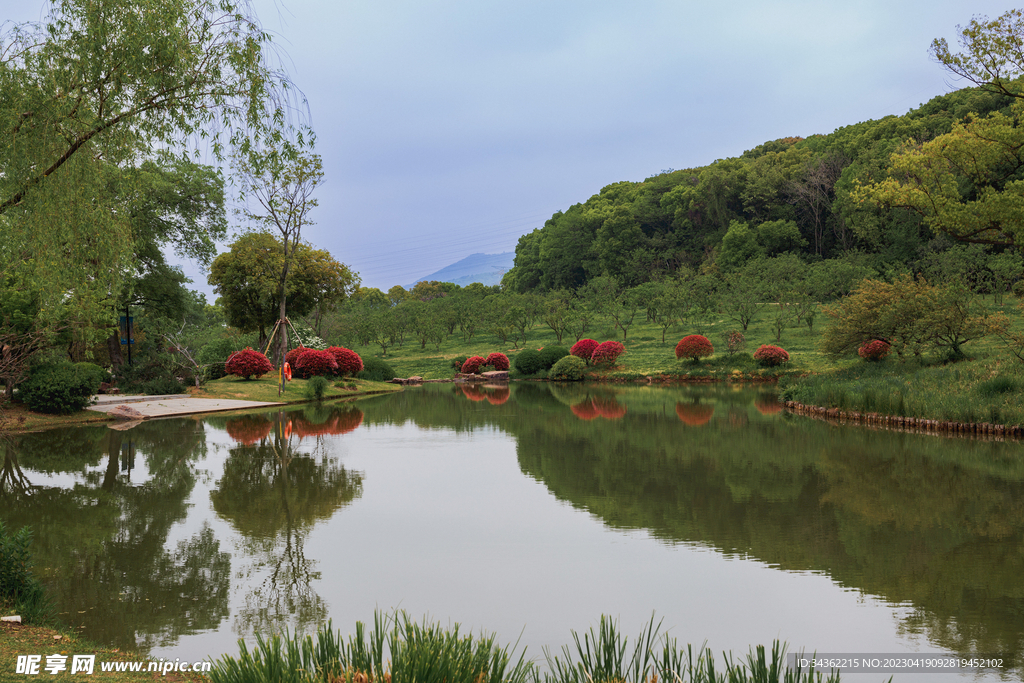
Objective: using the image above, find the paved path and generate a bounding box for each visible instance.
[87,394,284,418]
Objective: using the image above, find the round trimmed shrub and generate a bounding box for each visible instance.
[358,357,396,382]
[570,339,600,364]
[591,340,625,367]
[753,344,790,367]
[538,346,569,369]
[294,348,338,377]
[327,346,364,376]
[18,362,101,414]
[484,352,510,371]
[858,339,890,362]
[225,348,274,380]
[461,355,487,374]
[285,345,307,368]
[676,335,714,361]
[513,349,545,375]
[549,355,587,381]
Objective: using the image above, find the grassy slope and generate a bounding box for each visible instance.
[350,297,1024,426]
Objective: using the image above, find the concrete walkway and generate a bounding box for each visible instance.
[87,393,284,419]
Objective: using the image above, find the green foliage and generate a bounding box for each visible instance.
[209,611,534,683]
[358,357,396,382]
[305,376,330,401]
[18,362,100,414]
[0,0,307,328]
[0,522,50,624]
[208,232,358,348]
[549,355,587,381]
[513,350,545,376]
[821,276,990,359]
[539,345,570,369]
[977,376,1017,397]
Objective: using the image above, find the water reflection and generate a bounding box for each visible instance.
[361,384,1024,668]
[1,422,230,650]
[210,407,364,635]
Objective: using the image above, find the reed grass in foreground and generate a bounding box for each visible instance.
[208,611,864,683]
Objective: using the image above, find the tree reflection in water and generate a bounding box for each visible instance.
[212,406,363,636]
[1,421,230,651]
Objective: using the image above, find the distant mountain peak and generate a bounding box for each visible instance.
[407,252,514,288]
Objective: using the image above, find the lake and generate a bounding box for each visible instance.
[2,383,1022,681]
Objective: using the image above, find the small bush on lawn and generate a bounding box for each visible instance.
[327,346,363,376]
[225,348,274,380]
[305,376,330,400]
[591,341,626,367]
[513,349,545,375]
[570,339,600,364]
[676,335,714,362]
[724,331,745,356]
[538,346,569,369]
[18,362,101,414]
[461,356,486,374]
[484,352,510,371]
[295,348,338,377]
[358,357,396,382]
[549,355,587,381]
[754,344,790,367]
[450,356,470,372]
[858,339,890,362]
[140,377,188,395]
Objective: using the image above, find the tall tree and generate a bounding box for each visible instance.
[208,233,357,350]
[234,151,324,390]
[0,0,307,326]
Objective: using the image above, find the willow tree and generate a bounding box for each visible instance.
[0,0,308,329]
[234,151,324,391]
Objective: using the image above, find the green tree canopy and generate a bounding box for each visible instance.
[208,233,358,349]
[0,0,307,327]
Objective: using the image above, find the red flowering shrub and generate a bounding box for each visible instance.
[675,335,714,361]
[225,347,274,380]
[570,339,600,364]
[285,345,307,368]
[328,346,364,375]
[484,352,510,371]
[753,344,790,367]
[461,356,487,374]
[858,339,890,362]
[675,402,714,426]
[591,341,626,367]
[294,348,338,377]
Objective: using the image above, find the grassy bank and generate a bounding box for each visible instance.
[344,297,1024,427]
[189,375,401,403]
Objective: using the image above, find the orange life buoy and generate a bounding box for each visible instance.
[283,362,292,381]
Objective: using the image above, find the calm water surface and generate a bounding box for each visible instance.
[2,383,1023,681]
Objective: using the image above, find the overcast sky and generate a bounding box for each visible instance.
[11,0,1016,296]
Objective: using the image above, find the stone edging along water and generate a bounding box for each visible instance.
[783,401,1024,440]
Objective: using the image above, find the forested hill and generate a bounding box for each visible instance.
[502,82,1021,293]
